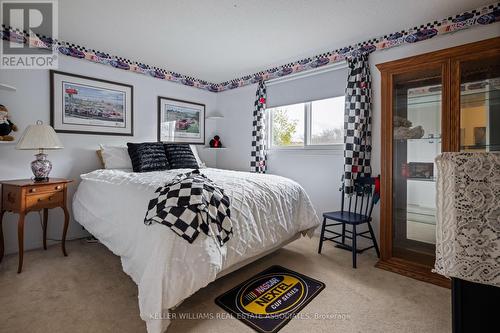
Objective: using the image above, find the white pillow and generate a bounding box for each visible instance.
[190,145,206,168]
[100,145,133,169]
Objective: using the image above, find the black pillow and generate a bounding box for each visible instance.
[127,142,170,172]
[164,144,199,169]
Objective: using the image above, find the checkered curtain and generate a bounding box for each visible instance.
[250,81,267,173]
[343,54,372,195]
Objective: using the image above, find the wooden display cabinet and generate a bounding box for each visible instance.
[376,37,500,288]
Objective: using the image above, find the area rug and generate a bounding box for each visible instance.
[215,265,325,333]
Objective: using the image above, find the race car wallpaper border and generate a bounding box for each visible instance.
[1,2,499,92]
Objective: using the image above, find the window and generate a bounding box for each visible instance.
[269,102,305,147]
[268,96,344,148]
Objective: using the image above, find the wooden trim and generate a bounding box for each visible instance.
[376,37,500,72]
[379,70,392,261]
[376,258,450,288]
[441,59,452,152]
[450,58,461,152]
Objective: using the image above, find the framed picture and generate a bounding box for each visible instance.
[157,96,205,144]
[408,162,434,179]
[473,127,486,147]
[50,70,133,136]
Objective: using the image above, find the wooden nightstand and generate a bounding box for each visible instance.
[0,178,72,273]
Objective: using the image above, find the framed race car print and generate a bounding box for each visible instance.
[157,96,205,144]
[50,70,134,136]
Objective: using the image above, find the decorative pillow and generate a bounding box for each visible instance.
[99,145,133,169]
[164,144,199,169]
[190,144,206,168]
[127,142,169,172]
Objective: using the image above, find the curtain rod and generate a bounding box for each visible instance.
[265,61,348,86]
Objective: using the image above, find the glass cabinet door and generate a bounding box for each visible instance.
[392,65,443,266]
[459,55,500,152]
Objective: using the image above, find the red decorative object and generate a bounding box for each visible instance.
[209,135,222,148]
[401,163,410,178]
[259,97,266,104]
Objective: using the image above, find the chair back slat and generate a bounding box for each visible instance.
[341,186,345,213]
[354,194,358,215]
[340,175,379,219]
[364,191,371,216]
[359,193,365,215]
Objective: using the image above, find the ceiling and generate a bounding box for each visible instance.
[58,0,492,84]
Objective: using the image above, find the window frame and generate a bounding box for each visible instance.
[267,97,345,151]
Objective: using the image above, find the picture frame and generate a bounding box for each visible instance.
[50,70,134,136]
[408,162,434,179]
[157,96,205,144]
[473,127,486,147]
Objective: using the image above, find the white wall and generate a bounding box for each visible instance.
[215,24,500,242]
[215,69,349,241]
[1,24,498,255]
[0,50,217,255]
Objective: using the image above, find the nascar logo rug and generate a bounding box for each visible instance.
[215,265,325,333]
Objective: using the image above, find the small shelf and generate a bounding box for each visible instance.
[0,83,16,91]
[205,115,224,120]
[396,136,441,142]
[461,144,500,149]
[408,136,441,140]
[407,177,436,182]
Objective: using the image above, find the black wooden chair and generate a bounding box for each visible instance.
[318,176,380,268]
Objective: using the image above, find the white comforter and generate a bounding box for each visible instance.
[72,168,320,333]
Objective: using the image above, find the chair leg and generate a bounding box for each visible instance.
[367,222,380,258]
[318,217,327,254]
[341,222,346,245]
[352,224,357,269]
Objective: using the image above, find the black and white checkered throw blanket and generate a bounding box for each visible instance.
[144,170,233,246]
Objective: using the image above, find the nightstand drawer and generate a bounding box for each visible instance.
[26,183,65,195]
[26,191,64,210]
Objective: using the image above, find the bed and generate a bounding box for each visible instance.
[72,167,320,333]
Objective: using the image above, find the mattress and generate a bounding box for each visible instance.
[72,168,320,333]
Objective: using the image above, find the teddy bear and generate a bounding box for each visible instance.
[0,104,18,141]
[209,135,222,148]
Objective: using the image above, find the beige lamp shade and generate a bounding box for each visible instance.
[16,120,63,150]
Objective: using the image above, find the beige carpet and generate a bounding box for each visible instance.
[0,237,451,333]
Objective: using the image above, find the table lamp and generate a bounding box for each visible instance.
[16,120,63,181]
